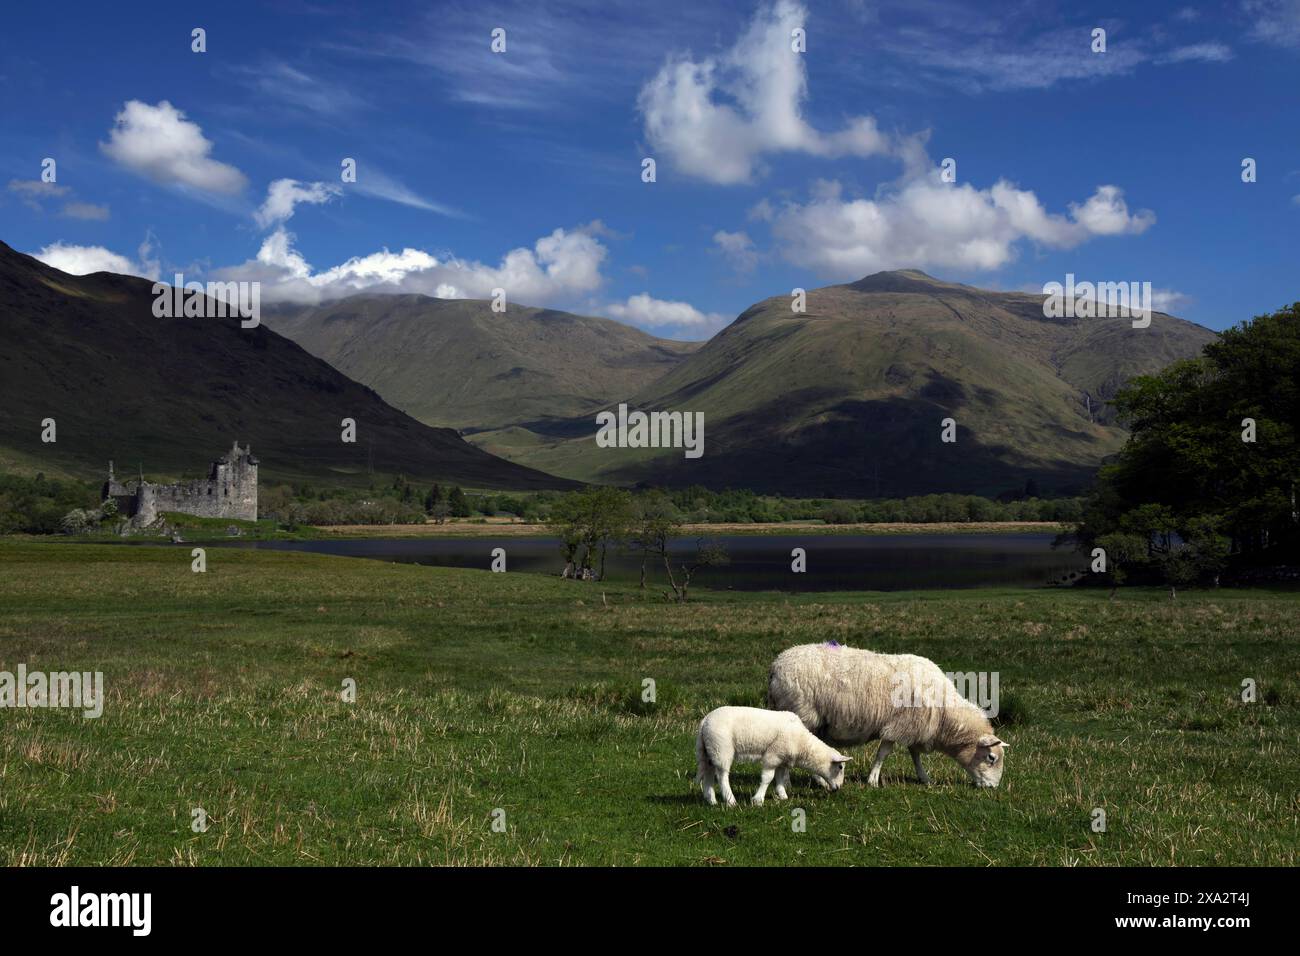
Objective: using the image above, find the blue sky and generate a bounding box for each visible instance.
[2,0,1298,339]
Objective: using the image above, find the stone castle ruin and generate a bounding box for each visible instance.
[104,442,259,526]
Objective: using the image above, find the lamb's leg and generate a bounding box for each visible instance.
[719,767,737,807]
[752,765,777,805]
[774,766,790,800]
[910,746,930,786]
[700,765,718,805]
[866,740,894,787]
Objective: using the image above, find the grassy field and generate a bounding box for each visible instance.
[0,538,1296,866]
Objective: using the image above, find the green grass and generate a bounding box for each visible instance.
[0,538,1296,866]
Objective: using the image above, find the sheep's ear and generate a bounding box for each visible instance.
[833,753,852,763]
[977,734,1006,749]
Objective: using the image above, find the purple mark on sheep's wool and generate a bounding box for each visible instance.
[824,641,841,649]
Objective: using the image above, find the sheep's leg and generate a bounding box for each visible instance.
[866,740,894,787]
[910,746,930,785]
[719,768,737,807]
[700,766,718,805]
[752,765,777,805]
[774,766,790,800]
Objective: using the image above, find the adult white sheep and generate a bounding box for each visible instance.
[695,706,852,806]
[767,642,1008,788]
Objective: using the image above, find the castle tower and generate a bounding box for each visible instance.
[222,440,259,521]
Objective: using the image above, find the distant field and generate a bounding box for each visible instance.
[0,539,1295,866]
[315,520,1069,537]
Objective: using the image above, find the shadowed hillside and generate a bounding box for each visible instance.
[0,241,575,490]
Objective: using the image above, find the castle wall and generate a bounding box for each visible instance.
[108,443,258,526]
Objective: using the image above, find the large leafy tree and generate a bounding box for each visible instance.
[1074,303,1300,575]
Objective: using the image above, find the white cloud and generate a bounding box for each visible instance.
[713,229,759,273]
[217,226,608,306]
[1245,0,1300,48]
[254,179,342,229]
[639,0,893,184]
[7,179,69,204]
[100,100,247,195]
[231,60,369,117]
[1068,185,1157,236]
[766,162,1155,278]
[9,179,110,219]
[1154,42,1234,64]
[350,167,463,218]
[33,241,159,280]
[1151,288,1193,313]
[605,293,727,331]
[60,202,111,221]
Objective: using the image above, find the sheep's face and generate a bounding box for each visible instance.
[820,753,852,791]
[963,735,1008,788]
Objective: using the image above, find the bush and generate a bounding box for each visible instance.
[821,501,861,525]
[60,508,102,534]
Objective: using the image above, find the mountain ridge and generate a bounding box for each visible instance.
[263,294,701,433]
[469,269,1218,496]
[0,240,576,489]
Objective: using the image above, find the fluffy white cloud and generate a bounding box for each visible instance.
[217,226,608,306]
[254,179,342,229]
[1151,288,1193,313]
[100,100,247,195]
[766,165,1155,278]
[33,241,159,280]
[1069,186,1157,236]
[605,293,727,331]
[639,0,892,184]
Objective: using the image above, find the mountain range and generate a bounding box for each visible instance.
[0,241,573,490]
[269,270,1217,497]
[263,295,698,431]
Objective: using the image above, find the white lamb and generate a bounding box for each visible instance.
[695,705,852,806]
[767,643,1009,788]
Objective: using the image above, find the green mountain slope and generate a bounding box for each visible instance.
[0,241,574,490]
[471,271,1218,497]
[264,295,700,431]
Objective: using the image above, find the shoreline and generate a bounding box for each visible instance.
[312,520,1070,538]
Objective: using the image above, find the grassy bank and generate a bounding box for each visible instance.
[0,539,1295,866]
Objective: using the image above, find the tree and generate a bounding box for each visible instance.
[424,483,444,514]
[547,487,634,580]
[1072,303,1300,581]
[448,486,471,518]
[1095,532,1149,600]
[630,491,682,589]
[663,538,729,604]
